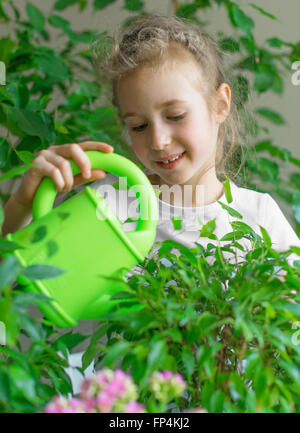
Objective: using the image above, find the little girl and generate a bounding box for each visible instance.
[3,14,300,276]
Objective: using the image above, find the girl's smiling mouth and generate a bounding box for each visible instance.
[154,151,186,169]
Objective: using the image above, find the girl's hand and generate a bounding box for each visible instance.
[14,141,114,208]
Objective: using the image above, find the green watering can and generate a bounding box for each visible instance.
[5,151,158,328]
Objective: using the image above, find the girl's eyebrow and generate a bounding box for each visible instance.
[123,99,186,119]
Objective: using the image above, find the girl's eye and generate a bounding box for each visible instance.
[168,113,185,120]
[132,124,147,132]
[131,114,185,132]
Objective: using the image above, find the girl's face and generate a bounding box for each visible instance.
[117,56,230,188]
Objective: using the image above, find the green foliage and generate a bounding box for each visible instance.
[86,217,300,412]
[0,284,90,412]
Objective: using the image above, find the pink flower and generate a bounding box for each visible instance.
[80,378,92,398]
[114,369,130,381]
[125,401,146,413]
[161,371,173,380]
[82,397,97,413]
[96,371,110,387]
[68,398,85,413]
[106,378,126,398]
[44,396,84,413]
[95,391,116,413]
[148,371,186,401]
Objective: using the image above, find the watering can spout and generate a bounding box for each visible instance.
[5,151,158,328]
[126,230,156,261]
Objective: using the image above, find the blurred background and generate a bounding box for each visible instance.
[1,0,299,227]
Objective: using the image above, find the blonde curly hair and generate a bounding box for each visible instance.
[91,14,252,184]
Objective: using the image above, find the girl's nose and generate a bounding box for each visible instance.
[150,124,172,150]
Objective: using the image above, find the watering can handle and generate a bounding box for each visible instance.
[32,151,158,257]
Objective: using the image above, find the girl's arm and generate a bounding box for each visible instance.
[2,192,33,236]
[1,141,114,236]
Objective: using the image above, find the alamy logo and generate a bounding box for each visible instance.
[0,61,5,86]
[94,178,206,222]
[292,321,300,346]
[291,61,300,86]
[0,321,6,346]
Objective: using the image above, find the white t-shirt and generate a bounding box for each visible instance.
[68,170,300,273]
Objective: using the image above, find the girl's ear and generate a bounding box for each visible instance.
[215,82,231,124]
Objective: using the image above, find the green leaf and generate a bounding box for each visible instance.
[9,108,49,138]
[124,0,144,11]
[34,52,69,81]
[16,150,35,164]
[158,240,198,265]
[249,3,277,20]
[217,201,243,219]
[0,239,23,253]
[220,37,240,53]
[271,73,284,94]
[79,0,88,11]
[176,3,199,19]
[258,157,279,182]
[254,140,291,162]
[153,188,161,198]
[0,0,9,22]
[112,180,129,190]
[124,217,138,224]
[220,230,245,241]
[0,37,16,64]
[30,225,47,243]
[12,292,51,313]
[229,3,254,38]
[93,0,118,10]
[0,164,30,182]
[57,211,71,221]
[259,226,272,248]
[0,137,9,168]
[81,342,100,370]
[48,14,73,33]
[292,190,300,224]
[172,216,182,230]
[9,365,37,403]
[46,240,59,258]
[19,315,45,341]
[254,64,274,93]
[54,332,87,350]
[181,347,195,379]
[54,0,78,10]
[255,108,286,125]
[200,219,216,238]
[0,255,20,292]
[266,37,283,48]
[209,389,225,412]
[8,0,20,20]
[5,80,29,109]
[147,340,167,372]
[161,328,182,343]
[26,3,45,33]
[0,87,14,105]
[230,221,256,235]
[223,175,232,204]
[102,341,131,366]
[81,324,111,369]
[0,203,3,233]
[20,264,67,282]
[0,369,10,404]
[239,35,256,54]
